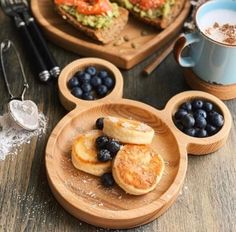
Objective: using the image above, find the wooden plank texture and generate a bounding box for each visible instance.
[0,5,236,232]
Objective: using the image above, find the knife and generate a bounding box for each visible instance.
[12,14,51,82]
[20,4,61,78]
[11,0,61,78]
[0,0,51,82]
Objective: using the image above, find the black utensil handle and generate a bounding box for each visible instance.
[17,23,50,82]
[24,13,60,78]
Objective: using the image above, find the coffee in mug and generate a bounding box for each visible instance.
[199,9,236,46]
[174,0,236,85]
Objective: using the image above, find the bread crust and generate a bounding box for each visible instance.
[161,0,187,28]
[55,5,129,44]
[114,0,186,28]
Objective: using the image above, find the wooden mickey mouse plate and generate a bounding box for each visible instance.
[45,58,232,229]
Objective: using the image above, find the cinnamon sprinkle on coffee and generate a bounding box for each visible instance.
[213,22,219,28]
[205,22,236,45]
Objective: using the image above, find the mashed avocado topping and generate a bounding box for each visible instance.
[121,0,175,19]
[61,3,119,29]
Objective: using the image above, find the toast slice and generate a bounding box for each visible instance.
[54,4,129,44]
[113,0,186,29]
[160,0,186,28]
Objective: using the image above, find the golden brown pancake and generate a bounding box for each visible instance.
[103,116,155,144]
[112,144,165,195]
[71,130,112,176]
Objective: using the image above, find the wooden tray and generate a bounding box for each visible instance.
[45,59,232,229]
[31,0,191,69]
[184,69,236,100]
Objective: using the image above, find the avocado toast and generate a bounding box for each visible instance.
[54,0,128,44]
[112,0,186,28]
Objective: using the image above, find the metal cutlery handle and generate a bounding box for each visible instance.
[0,40,28,100]
[23,12,60,78]
[14,15,50,82]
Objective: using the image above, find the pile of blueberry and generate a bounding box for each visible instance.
[95,117,121,187]
[67,66,115,100]
[174,99,224,138]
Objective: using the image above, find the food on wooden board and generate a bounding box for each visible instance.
[103,116,155,144]
[71,116,165,195]
[71,130,112,176]
[112,0,186,28]
[112,144,165,195]
[54,0,128,44]
[174,99,224,138]
[67,65,115,100]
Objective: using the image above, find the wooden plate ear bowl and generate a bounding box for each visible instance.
[164,91,232,155]
[58,58,123,111]
[46,59,232,229]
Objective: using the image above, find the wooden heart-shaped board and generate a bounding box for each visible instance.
[31,0,191,69]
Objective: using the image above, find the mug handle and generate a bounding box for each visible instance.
[174,32,200,67]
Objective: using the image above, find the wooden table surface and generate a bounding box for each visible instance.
[0,6,236,232]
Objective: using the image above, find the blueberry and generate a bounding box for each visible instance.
[90,76,102,87]
[208,111,218,119]
[96,136,109,150]
[95,117,104,130]
[174,109,188,120]
[82,92,94,100]
[184,128,196,137]
[71,87,83,98]
[180,102,192,112]
[181,114,195,129]
[206,124,217,136]
[78,72,91,83]
[203,102,213,112]
[97,85,108,97]
[106,140,121,156]
[195,129,208,138]
[195,116,207,129]
[97,149,112,162]
[101,173,115,187]
[175,121,184,131]
[81,83,92,92]
[98,70,108,79]
[85,66,97,76]
[192,99,203,109]
[210,113,224,128]
[68,76,79,89]
[194,109,207,119]
[103,77,114,89]
[76,70,85,78]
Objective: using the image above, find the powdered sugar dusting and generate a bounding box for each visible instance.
[9,99,39,130]
[136,123,151,131]
[108,116,118,122]
[0,112,47,160]
[121,122,132,128]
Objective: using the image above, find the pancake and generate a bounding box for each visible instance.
[71,130,112,176]
[112,144,165,195]
[103,116,155,144]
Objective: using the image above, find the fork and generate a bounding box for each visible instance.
[1,0,51,82]
[11,0,60,78]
